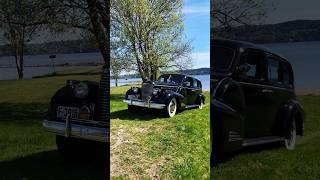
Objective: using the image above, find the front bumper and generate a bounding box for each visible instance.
[123,99,166,109]
[43,119,109,142]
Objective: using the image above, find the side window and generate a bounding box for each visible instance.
[238,49,265,82]
[197,80,202,88]
[193,79,198,88]
[185,77,193,87]
[267,56,280,83]
[281,61,293,87]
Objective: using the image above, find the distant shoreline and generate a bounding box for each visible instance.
[0,62,103,68]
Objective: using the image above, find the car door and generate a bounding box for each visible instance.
[184,77,197,105]
[266,55,295,135]
[235,49,273,138]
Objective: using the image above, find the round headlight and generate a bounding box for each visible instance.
[152,88,160,96]
[132,87,139,93]
[74,82,89,99]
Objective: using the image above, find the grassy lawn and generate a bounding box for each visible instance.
[110,86,210,179]
[213,95,320,180]
[0,68,107,179]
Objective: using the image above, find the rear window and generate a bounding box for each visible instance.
[212,46,235,71]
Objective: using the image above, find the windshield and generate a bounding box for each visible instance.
[212,46,235,71]
[158,74,185,84]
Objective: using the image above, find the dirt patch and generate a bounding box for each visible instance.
[111,123,171,179]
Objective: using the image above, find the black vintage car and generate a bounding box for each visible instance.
[43,67,109,156]
[123,74,205,117]
[211,39,305,165]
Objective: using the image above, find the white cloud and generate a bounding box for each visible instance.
[183,5,210,15]
[191,51,210,68]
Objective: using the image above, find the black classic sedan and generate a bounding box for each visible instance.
[43,67,109,156]
[123,74,205,117]
[211,39,305,165]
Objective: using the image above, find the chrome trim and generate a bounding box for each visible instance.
[185,104,200,109]
[242,136,284,147]
[123,99,166,109]
[43,120,109,142]
[238,81,294,92]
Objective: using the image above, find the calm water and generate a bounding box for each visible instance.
[0,41,319,92]
[263,42,320,92]
[110,74,211,91]
[0,52,102,80]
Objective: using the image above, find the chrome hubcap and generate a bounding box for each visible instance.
[168,99,177,117]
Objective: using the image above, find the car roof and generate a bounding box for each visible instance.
[162,73,201,82]
[212,38,291,64]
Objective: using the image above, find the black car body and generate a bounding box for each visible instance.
[211,39,305,165]
[43,67,109,155]
[123,74,205,117]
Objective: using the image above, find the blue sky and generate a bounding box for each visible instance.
[183,0,210,68]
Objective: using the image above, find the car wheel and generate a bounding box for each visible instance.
[199,98,204,109]
[284,117,296,150]
[166,98,177,118]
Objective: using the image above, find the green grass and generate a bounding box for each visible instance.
[110,86,210,179]
[213,95,320,180]
[0,68,107,179]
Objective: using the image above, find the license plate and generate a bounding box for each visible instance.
[57,106,79,120]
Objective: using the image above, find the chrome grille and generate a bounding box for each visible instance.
[100,66,109,123]
[141,83,154,100]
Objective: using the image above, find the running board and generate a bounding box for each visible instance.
[185,104,199,109]
[242,136,285,147]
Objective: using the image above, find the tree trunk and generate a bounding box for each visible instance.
[13,43,24,79]
[86,0,109,66]
[115,77,118,87]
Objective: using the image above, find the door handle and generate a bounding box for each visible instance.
[261,89,273,93]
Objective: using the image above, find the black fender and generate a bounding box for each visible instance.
[281,100,305,137]
[211,77,246,153]
[196,93,206,105]
[165,91,185,109]
[125,87,141,98]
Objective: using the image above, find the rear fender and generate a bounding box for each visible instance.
[282,100,305,136]
[196,94,206,105]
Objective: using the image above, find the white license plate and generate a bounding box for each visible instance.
[57,106,79,120]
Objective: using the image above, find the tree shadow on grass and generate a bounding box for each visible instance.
[110,108,163,121]
[0,149,108,180]
[221,142,283,165]
[0,102,48,121]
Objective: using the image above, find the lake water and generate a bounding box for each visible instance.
[0,41,319,93]
[263,42,320,93]
[110,74,211,91]
[0,52,103,80]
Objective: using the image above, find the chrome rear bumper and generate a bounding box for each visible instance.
[123,99,166,109]
[43,119,109,142]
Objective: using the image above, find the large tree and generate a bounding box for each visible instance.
[0,0,49,79]
[211,0,275,35]
[49,0,109,65]
[111,0,191,80]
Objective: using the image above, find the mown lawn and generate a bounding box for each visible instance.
[213,95,320,180]
[110,86,210,179]
[0,67,107,179]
